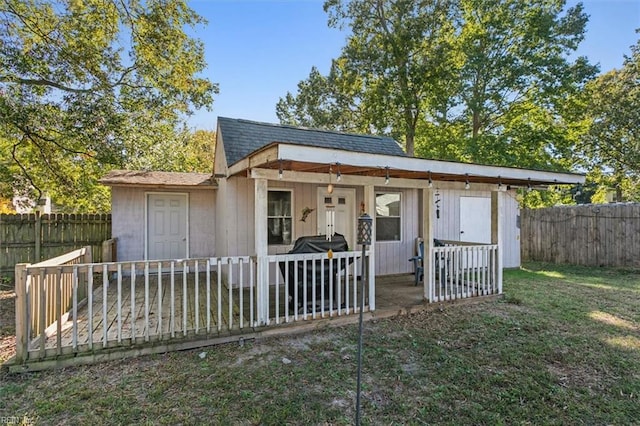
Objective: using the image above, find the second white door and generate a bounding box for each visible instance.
[317,187,356,249]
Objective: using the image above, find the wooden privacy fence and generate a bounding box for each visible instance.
[521,203,640,267]
[0,213,111,279]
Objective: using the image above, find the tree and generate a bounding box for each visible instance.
[456,0,597,168]
[279,0,458,156]
[125,129,215,173]
[278,0,595,172]
[580,37,640,202]
[0,0,217,211]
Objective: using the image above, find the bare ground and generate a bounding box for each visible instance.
[0,280,16,364]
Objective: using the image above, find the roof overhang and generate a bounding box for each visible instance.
[100,170,217,190]
[229,142,585,188]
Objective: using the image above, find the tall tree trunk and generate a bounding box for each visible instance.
[472,109,481,138]
[405,130,415,157]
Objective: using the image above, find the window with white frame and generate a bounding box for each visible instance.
[376,192,401,241]
[268,190,293,245]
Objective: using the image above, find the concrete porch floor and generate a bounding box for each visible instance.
[375,273,426,309]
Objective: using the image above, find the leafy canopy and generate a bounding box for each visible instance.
[277,0,596,174]
[0,0,217,212]
[578,36,640,202]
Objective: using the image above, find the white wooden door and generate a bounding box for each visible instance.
[317,188,356,250]
[147,193,188,260]
[460,197,491,244]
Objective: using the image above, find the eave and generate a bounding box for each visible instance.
[228,142,585,188]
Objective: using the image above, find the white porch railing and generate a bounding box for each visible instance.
[13,250,372,365]
[429,243,500,302]
[267,250,371,324]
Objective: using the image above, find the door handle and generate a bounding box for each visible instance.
[460,231,464,234]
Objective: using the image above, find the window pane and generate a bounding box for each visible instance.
[376,217,401,241]
[268,217,292,245]
[376,193,400,217]
[268,190,292,245]
[268,191,291,217]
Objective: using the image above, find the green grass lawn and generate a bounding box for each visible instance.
[1,263,639,425]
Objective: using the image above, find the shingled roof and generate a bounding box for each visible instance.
[217,117,406,167]
[100,170,216,188]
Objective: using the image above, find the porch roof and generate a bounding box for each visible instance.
[232,142,585,188]
[100,170,216,189]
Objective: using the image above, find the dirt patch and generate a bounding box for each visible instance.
[0,286,16,364]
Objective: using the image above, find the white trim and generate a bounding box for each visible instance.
[375,191,402,242]
[144,191,190,260]
[260,144,584,185]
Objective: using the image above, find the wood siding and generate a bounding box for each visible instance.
[431,189,520,268]
[521,204,640,267]
[370,187,420,276]
[217,179,522,276]
[111,187,215,261]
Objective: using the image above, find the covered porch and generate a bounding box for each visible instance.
[235,141,583,307]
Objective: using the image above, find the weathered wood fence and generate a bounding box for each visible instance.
[0,213,111,279]
[521,204,640,267]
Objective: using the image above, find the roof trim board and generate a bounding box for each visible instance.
[236,143,585,187]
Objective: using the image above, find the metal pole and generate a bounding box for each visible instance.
[356,243,367,425]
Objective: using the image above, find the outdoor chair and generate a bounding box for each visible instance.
[408,238,447,286]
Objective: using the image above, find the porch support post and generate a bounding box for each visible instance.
[421,188,434,301]
[15,263,30,363]
[363,185,376,311]
[254,178,269,325]
[491,191,504,294]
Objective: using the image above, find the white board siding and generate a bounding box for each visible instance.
[189,190,216,258]
[502,193,521,268]
[111,187,146,261]
[217,177,323,258]
[431,188,521,268]
[216,176,253,257]
[110,187,216,261]
[220,178,344,284]
[368,187,420,276]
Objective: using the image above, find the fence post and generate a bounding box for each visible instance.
[34,212,41,263]
[14,263,30,363]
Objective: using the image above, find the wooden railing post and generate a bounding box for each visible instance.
[14,263,30,363]
[83,245,93,264]
[101,238,117,262]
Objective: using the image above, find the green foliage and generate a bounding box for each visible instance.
[0,0,217,212]
[278,0,596,177]
[579,37,640,202]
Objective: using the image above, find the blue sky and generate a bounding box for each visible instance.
[187,0,640,130]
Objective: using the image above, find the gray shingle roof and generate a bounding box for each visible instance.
[218,117,406,166]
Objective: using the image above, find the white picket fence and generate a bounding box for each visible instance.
[429,243,500,302]
[267,250,370,324]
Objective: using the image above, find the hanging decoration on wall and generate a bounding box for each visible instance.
[300,207,315,222]
[327,164,334,194]
[435,190,441,219]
